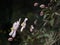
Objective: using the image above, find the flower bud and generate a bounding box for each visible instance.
[40,4,45,8]
[30,25,34,32]
[34,2,38,7]
[8,38,13,41]
[40,11,44,16]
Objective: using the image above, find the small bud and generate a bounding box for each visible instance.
[8,38,13,41]
[34,2,38,7]
[45,7,48,9]
[30,25,34,32]
[40,4,45,8]
[40,11,44,16]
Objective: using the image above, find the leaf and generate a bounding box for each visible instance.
[49,18,54,26]
[44,33,50,37]
[43,14,49,20]
[37,35,44,39]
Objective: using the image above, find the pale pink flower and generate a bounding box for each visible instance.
[40,11,44,16]
[40,4,45,8]
[8,37,13,41]
[34,2,39,7]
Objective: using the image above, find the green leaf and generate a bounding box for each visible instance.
[44,33,49,37]
[37,35,44,39]
[43,14,49,19]
[49,18,54,26]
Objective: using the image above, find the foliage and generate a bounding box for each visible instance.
[19,0,60,45]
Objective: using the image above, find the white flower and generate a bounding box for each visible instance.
[12,18,21,30]
[20,18,28,32]
[21,18,28,26]
[9,18,21,38]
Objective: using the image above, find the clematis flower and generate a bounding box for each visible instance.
[9,18,21,38]
[20,18,28,32]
